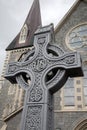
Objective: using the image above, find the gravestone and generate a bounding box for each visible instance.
[5,24,83,130]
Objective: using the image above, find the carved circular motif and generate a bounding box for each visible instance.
[32,57,47,72]
[38,37,45,44]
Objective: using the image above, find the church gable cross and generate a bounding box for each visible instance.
[5,24,83,130]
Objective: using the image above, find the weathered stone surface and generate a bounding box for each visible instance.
[5,24,82,130]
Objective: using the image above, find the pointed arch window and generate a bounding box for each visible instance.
[19,24,28,44]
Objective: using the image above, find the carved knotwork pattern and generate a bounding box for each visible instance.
[8,65,17,73]
[25,106,42,130]
[46,55,76,69]
[37,36,46,56]
[29,87,43,102]
[29,73,43,102]
[38,37,46,44]
[32,57,47,72]
[38,44,44,56]
[64,55,75,64]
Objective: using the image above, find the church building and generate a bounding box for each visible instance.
[0,0,87,130]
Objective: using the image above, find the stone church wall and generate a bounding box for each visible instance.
[54,1,87,130]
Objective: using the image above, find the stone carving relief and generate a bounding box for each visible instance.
[5,24,83,130]
[32,57,47,72]
[29,87,43,102]
[25,106,42,130]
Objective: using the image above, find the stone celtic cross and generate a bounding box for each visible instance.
[5,24,83,130]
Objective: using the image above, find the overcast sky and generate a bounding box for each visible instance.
[0,0,76,76]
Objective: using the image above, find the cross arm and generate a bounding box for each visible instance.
[5,62,27,84]
[46,51,83,78]
[60,52,83,77]
[65,52,83,77]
